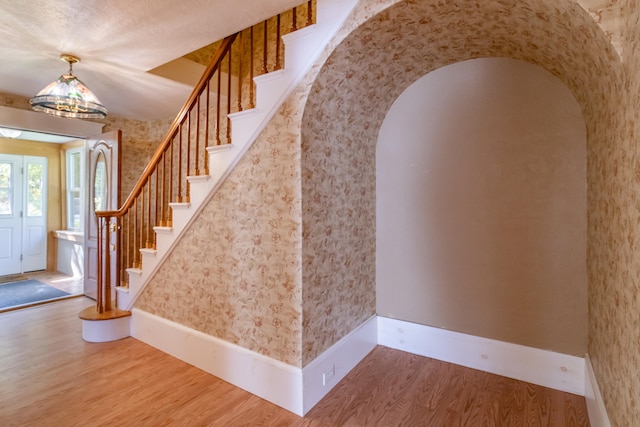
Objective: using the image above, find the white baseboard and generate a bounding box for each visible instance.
[131,309,304,415]
[131,311,601,418]
[131,309,376,416]
[377,316,585,396]
[302,316,377,414]
[585,354,612,427]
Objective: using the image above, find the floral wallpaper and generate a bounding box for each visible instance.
[136,95,305,366]
[587,0,640,424]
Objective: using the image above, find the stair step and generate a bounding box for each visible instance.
[79,305,131,342]
[140,248,157,255]
[153,226,173,234]
[169,202,191,209]
[79,305,131,321]
[187,174,210,183]
[206,144,233,154]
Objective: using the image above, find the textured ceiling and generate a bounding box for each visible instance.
[0,0,620,123]
[0,0,300,121]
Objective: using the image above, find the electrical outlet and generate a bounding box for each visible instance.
[322,365,335,386]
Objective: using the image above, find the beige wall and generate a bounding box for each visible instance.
[376,57,587,356]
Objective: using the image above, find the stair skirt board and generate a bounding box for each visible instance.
[130,310,591,417]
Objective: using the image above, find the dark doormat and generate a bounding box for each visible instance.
[0,280,71,310]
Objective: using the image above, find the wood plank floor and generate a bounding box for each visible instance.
[0,298,589,426]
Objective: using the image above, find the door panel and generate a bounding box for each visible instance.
[22,156,47,272]
[84,131,121,299]
[0,154,47,275]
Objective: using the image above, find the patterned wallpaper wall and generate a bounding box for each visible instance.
[136,96,305,366]
[301,0,636,423]
[587,0,640,424]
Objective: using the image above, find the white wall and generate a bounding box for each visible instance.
[376,57,587,356]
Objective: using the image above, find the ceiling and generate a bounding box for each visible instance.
[0,0,621,128]
[0,0,300,123]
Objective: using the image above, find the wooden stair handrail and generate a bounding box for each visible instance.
[96,33,237,219]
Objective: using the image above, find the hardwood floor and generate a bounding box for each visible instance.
[26,270,84,295]
[0,297,589,426]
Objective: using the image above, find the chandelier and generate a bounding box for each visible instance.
[30,54,107,119]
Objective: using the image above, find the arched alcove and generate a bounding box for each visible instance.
[300,0,623,365]
[376,57,587,355]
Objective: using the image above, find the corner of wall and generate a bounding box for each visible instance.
[585,354,612,427]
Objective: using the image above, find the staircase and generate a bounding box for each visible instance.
[80,0,358,342]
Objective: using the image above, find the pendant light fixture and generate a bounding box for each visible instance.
[30,54,107,119]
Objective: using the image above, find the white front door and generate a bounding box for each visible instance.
[0,154,48,275]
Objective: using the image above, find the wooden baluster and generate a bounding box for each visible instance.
[140,183,145,262]
[204,81,210,174]
[216,69,221,145]
[249,26,255,109]
[186,112,192,178]
[133,198,138,268]
[227,48,232,144]
[275,14,281,70]
[195,95,201,176]
[105,217,112,311]
[96,216,103,312]
[168,139,174,227]
[124,210,130,281]
[160,151,166,226]
[292,7,298,32]
[186,114,191,203]
[177,126,183,202]
[262,19,268,73]
[146,180,152,248]
[307,0,313,26]
[237,31,243,112]
[115,216,121,289]
[153,169,158,250]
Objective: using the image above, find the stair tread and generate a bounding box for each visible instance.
[153,226,173,234]
[169,202,190,209]
[79,305,131,321]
